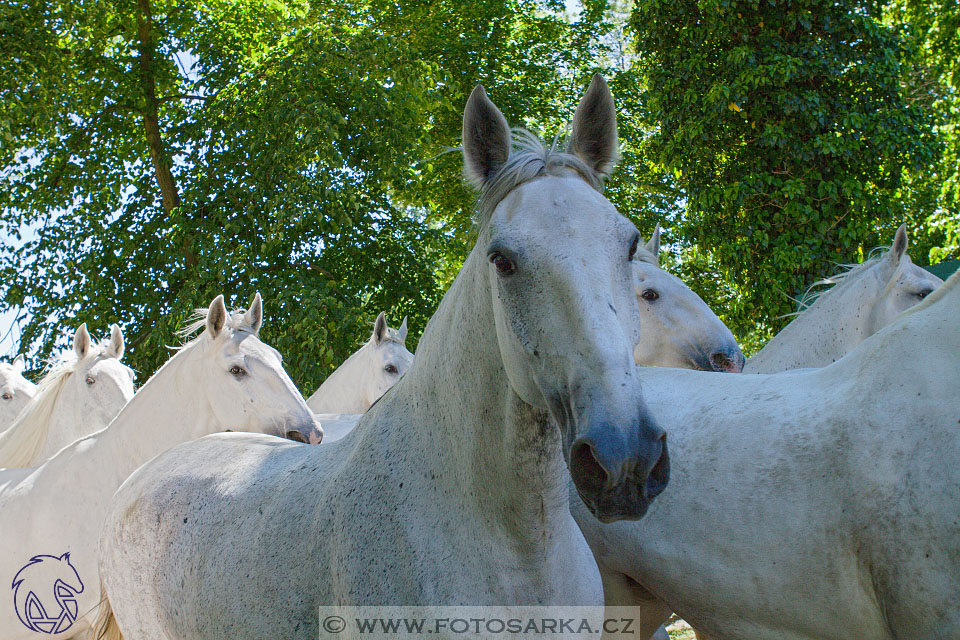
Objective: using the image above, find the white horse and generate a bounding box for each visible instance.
[0,324,132,468]
[0,293,322,639]
[306,311,412,414]
[745,224,942,373]
[96,76,670,640]
[574,269,960,639]
[632,225,743,372]
[1,354,37,431]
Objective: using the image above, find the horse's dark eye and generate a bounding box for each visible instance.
[628,233,639,261]
[916,289,933,300]
[1,393,11,400]
[384,364,399,375]
[489,253,516,276]
[229,365,247,377]
[85,375,96,385]
[641,289,659,302]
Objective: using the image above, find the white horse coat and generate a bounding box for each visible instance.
[0,355,36,431]
[96,76,669,640]
[746,225,942,373]
[0,294,320,639]
[0,324,132,468]
[575,269,960,639]
[307,312,413,414]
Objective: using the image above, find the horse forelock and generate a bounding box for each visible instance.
[176,307,259,349]
[633,247,658,267]
[472,128,605,227]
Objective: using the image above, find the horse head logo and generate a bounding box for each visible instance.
[11,553,84,634]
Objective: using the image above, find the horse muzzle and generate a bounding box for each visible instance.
[285,417,324,444]
[569,416,670,522]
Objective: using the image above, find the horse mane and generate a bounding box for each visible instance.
[473,128,604,226]
[0,339,119,468]
[792,251,887,315]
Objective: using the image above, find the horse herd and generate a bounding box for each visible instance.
[0,76,956,640]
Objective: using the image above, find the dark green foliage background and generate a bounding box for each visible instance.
[1,0,957,389]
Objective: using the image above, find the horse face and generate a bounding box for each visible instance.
[70,355,135,428]
[632,261,744,372]
[860,226,941,336]
[868,259,943,335]
[200,295,322,444]
[0,358,37,426]
[466,77,669,522]
[63,324,134,430]
[363,338,414,408]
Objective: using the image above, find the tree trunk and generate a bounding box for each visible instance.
[136,0,196,267]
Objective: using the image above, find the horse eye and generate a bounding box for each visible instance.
[384,364,399,375]
[85,375,96,385]
[916,289,933,299]
[641,289,659,302]
[489,252,516,276]
[628,233,639,261]
[1,393,11,400]
[229,365,247,377]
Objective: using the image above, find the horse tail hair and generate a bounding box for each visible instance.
[93,579,124,640]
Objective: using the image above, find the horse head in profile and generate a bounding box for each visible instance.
[0,324,134,468]
[306,312,413,414]
[181,293,324,445]
[631,225,744,372]
[12,552,84,635]
[1,355,37,429]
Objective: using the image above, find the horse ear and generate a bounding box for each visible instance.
[888,223,908,264]
[12,354,25,373]
[59,552,70,561]
[462,84,512,188]
[568,74,619,178]
[643,224,662,264]
[206,295,228,339]
[372,312,388,345]
[398,316,409,343]
[107,324,125,360]
[246,292,263,334]
[73,323,91,359]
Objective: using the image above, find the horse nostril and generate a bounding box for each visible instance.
[570,439,611,497]
[285,429,308,443]
[645,434,670,499]
[711,351,744,373]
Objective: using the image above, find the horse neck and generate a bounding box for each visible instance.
[0,367,74,467]
[90,347,215,480]
[311,345,374,413]
[365,249,573,539]
[747,277,875,372]
[36,377,89,461]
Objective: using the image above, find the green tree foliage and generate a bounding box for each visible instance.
[885,0,960,263]
[627,0,943,346]
[0,0,611,390]
[2,0,955,381]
